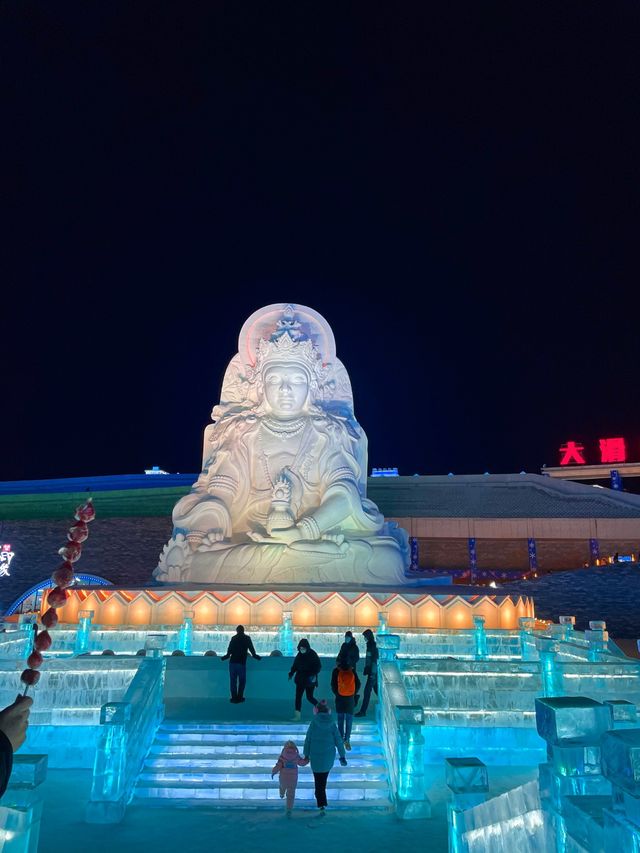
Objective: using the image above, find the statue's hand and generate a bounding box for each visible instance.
[248,526,302,546]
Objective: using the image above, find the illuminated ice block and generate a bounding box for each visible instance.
[551,744,602,777]
[535,697,612,746]
[445,757,489,795]
[603,808,640,853]
[605,700,638,729]
[378,633,401,662]
[562,795,609,852]
[9,755,48,789]
[601,730,640,796]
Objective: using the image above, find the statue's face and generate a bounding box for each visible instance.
[263,363,309,418]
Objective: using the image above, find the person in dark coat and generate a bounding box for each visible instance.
[355,628,379,717]
[336,630,360,671]
[331,662,361,749]
[221,625,261,703]
[0,695,33,797]
[288,638,321,720]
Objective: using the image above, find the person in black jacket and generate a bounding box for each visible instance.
[221,625,262,703]
[355,628,379,716]
[288,638,321,721]
[0,695,33,797]
[336,630,360,672]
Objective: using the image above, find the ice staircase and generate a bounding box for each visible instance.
[133,720,392,810]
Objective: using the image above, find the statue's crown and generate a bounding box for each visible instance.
[255,331,323,378]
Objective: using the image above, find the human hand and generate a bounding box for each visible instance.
[288,673,293,680]
[254,655,262,661]
[0,695,33,752]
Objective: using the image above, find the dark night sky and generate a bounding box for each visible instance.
[2,2,639,482]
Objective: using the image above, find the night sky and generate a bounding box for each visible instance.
[3,3,639,482]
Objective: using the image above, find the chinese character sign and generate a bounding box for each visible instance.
[559,441,586,466]
[0,545,14,578]
[559,437,630,466]
[599,437,626,464]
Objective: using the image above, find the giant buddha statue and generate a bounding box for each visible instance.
[154,303,410,585]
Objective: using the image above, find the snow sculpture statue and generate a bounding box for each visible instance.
[154,303,409,585]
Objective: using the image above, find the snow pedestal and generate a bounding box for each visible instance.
[0,754,48,853]
[445,757,489,853]
[86,658,166,824]
[601,729,640,851]
[74,610,93,656]
[394,705,431,819]
[536,696,613,849]
[177,610,194,656]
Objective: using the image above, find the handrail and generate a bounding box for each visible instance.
[86,657,165,823]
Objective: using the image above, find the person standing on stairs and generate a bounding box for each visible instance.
[271,739,309,818]
[220,625,261,703]
[303,699,347,816]
[336,630,360,672]
[288,638,321,721]
[355,628,379,717]
[331,662,360,750]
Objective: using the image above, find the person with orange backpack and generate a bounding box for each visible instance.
[330,661,361,750]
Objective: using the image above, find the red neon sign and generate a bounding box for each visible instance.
[559,441,586,466]
[599,437,626,464]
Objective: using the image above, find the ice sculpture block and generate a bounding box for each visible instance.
[445,757,489,795]
[535,696,612,745]
[551,744,602,777]
[9,755,48,788]
[378,633,401,661]
[601,730,640,796]
[605,700,638,728]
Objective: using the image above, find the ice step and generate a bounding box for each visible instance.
[131,795,393,811]
[139,769,387,783]
[145,755,386,768]
[149,740,384,764]
[154,733,381,745]
[134,779,389,797]
[135,720,390,810]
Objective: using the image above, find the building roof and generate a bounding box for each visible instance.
[367,473,640,519]
[1,472,639,520]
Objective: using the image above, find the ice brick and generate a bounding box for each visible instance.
[606,701,638,726]
[603,808,640,852]
[602,730,640,796]
[535,696,612,745]
[445,757,489,794]
[551,744,602,777]
[9,754,48,789]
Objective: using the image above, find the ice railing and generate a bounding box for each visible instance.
[377,636,431,819]
[0,658,141,727]
[86,656,166,824]
[45,623,524,659]
[0,623,34,661]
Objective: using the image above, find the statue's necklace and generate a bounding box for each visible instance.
[261,416,306,440]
